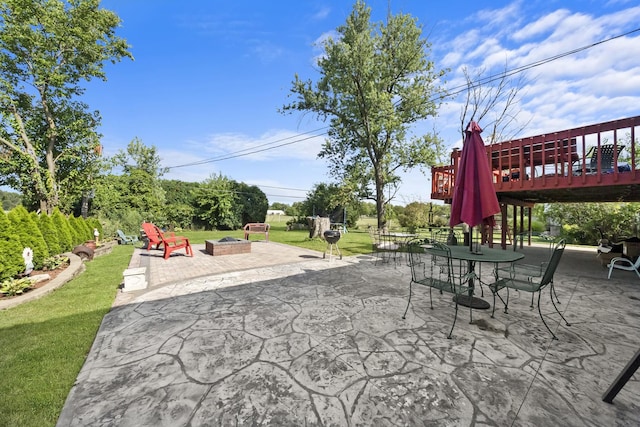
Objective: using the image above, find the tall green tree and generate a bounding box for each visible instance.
[94,138,166,225]
[0,209,23,280]
[51,207,73,252]
[282,1,446,228]
[193,174,238,230]
[7,206,48,268]
[0,0,132,214]
[161,179,200,228]
[233,182,268,225]
[38,211,61,256]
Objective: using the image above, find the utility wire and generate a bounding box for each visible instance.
[444,26,640,99]
[167,127,329,169]
[165,26,640,170]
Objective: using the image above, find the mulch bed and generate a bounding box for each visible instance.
[0,264,69,300]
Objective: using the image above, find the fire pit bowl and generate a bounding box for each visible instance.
[323,230,341,244]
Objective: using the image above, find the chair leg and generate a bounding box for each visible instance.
[607,263,614,279]
[448,300,459,339]
[502,287,510,314]
[549,286,571,327]
[403,281,413,319]
[551,281,561,304]
[536,291,558,340]
[530,292,534,308]
[491,289,497,318]
[491,287,507,318]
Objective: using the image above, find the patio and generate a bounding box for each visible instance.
[57,242,640,426]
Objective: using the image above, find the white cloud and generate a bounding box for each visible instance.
[248,40,285,63]
[512,9,571,41]
[434,1,640,150]
[312,7,331,21]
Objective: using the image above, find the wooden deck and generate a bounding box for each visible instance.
[432,115,640,205]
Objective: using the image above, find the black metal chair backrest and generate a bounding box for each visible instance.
[589,144,624,172]
[539,239,566,288]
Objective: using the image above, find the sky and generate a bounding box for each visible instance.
[86,0,640,206]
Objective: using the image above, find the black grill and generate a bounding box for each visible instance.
[324,230,341,244]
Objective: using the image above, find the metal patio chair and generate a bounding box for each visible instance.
[489,239,571,340]
[368,227,400,266]
[404,239,471,339]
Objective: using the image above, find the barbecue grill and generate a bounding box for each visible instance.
[323,230,342,260]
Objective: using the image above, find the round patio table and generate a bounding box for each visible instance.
[427,245,525,309]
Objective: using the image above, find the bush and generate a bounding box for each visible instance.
[42,255,70,271]
[0,210,23,281]
[52,208,73,252]
[8,206,49,269]
[0,277,32,297]
[38,213,61,256]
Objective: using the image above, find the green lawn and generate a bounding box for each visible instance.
[0,244,134,427]
[179,220,375,256]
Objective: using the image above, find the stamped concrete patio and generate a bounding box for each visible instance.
[57,241,640,426]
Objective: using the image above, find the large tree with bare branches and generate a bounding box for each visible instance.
[459,64,530,145]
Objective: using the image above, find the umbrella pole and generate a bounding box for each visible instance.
[469,226,474,252]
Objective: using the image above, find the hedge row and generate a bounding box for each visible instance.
[0,206,103,280]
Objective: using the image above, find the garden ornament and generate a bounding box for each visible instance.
[22,247,34,275]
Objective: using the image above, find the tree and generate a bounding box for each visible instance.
[193,174,238,230]
[541,202,640,245]
[0,189,21,210]
[51,207,73,252]
[0,0,131,214]
[110,138,167,214]
[0,209,23,280]
[458,64,530,145]
[39,212,61,256]
[161,179,200,229]
[233,182,268,225]
[93,138,166,227]
[302,183,340,218]
[281,1,446,228]
[8,206,49,268]
[269,202,290,212]
[397,201,430,230]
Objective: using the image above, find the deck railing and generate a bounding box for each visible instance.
[431,115,640,202]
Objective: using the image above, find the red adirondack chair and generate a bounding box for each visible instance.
[141,222,193,260]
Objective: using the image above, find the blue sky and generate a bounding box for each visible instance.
[87,0,640,206]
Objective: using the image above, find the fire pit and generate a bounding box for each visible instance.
[205,237,251,256]
[323,230,342,260]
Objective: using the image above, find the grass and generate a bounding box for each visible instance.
[0,244,134,427]
[179,218,377,256]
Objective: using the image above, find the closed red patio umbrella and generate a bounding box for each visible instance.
[449,121,500,250]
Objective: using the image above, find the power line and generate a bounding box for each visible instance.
[443,26,640,99]
[164,26,640,169]
[257,184,309,192]
[167,127,329,169]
